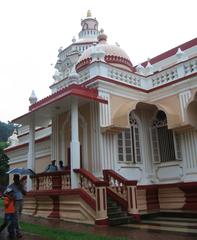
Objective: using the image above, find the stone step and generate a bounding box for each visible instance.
[108,216,134,226]
[108,211,127,218]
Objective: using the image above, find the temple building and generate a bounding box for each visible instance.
[5,11,197,226]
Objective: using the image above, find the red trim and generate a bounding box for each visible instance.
[146,188,159,211]
[74,168,108,187]
[103,188,106,210]
[139,38,197,67]
[133,214,141,222]
[135,187,137,209]
[95,218,108,226]
[4,136,50,153]
[48,196,60,219]
[105,55,133,69]
[76,58,92,72]
[76,55,134,72]
[137,181,197,190]
[28,188,96,210]
[180,185,197,210]
[148,72,197,92]
[106,188,127,210]
[103,169,137,186]
[129,187,133,209]
[29,84,107,112]
[97,188,100,211]
[12,84,107,123]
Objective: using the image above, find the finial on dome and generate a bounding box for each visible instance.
[146,61,154,75]
[72,36,76,43]
[97,29,107,43]
[68,67,79,85]
[176,47,187,62]
[115,42,120,47]
[29,90,38,105]
[58,46,63,53]
[87,10,92,17]
[8,129,19,146]
[136,64,145,75]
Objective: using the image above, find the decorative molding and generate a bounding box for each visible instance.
[179,90,192,122]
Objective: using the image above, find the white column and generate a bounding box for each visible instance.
[70,97,80,188]
[51,116,59,161]
[27,116,35,191]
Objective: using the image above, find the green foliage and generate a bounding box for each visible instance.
[20,221,128,240]
[0,218,128,240]
[0,121,18,142]
[0,142,9,174]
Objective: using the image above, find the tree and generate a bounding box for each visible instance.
[0,121,18,142]
[0,142,9,187]
[0,142,9,173]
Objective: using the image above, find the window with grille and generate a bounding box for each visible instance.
[150,110,182,163]
[118,112,141,163]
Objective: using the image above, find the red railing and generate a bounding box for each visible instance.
[74,168,107,200]
[103,169,138,215]
[74,168,108,224]
[31,169,71,191]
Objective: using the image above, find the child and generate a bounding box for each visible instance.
[0,188,16,239]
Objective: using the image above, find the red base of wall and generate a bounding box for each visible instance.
[95,218,108,225]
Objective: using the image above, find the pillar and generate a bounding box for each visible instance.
[27,116,35,191]
[70,97,80,188]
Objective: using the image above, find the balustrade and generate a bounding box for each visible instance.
[151,68,178,87]
[31,170,71,191]
[74,168,108,224]
[108,68,142,87]
[184,58,197,75]
[103,169,138,215]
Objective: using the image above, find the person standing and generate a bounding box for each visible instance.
[9,174,26,238]
[45,160,58,172]
[58,160,65,171]
[0,188,16,239]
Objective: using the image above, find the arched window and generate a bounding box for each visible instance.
[150,110,181,163]
[118,112,141,163]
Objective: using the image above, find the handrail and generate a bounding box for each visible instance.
[31,170,71,191]
[74,168,107,187]
[103,169,137,186]
[103,169,138,215]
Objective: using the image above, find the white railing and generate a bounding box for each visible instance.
[151,67,178,87]
[150,57,197,88]
[184,58,197,75]
[108,67,142,87]
[51,57,197,92]
[79,70,90,84]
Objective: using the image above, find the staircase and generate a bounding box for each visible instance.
[122,212,197,234]
[107,197,135,226]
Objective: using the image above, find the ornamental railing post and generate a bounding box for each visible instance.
[95,184,108,225]
[127,184,140,221]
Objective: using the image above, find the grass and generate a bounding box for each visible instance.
[0,198,3,207]
[0,218,128,240]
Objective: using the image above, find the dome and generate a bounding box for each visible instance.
[76,40,133,72]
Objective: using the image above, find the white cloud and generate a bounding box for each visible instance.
[0,0,196,122]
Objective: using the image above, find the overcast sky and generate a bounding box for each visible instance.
[0,0,196,123]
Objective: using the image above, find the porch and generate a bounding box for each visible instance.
[23,168,197,226]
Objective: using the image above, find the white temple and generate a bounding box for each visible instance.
[5,11,197,226]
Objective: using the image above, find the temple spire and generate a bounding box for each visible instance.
[87,10,92,17]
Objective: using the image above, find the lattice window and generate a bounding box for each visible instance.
[117,112,141,163]
[150,111,181,163]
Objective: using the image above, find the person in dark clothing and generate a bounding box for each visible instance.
[58,160,65,171]
[45,160,58,172]
[0,188,16,239]
[8,174,26,238]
